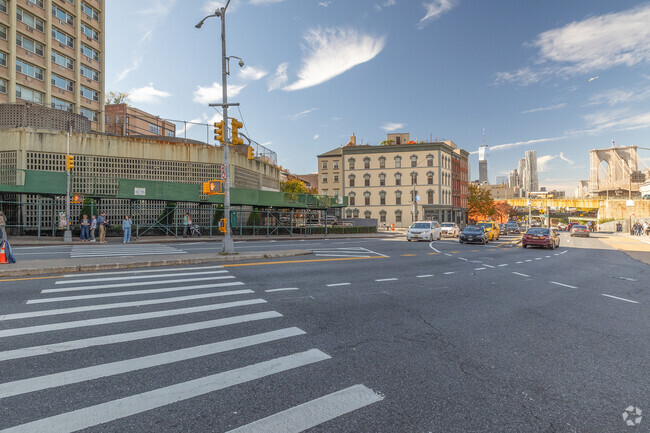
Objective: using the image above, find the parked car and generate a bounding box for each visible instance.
[477,221,500,241]
[504,222,521,234]
[406,221,442,241]
[566,222,578,232]
[522,227,560,249]
[459,225,489,245]
[440,222,460,237]
[570,224,590,237]
[499,223,507,234]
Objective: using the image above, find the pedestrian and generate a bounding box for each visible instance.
[80,214,90,242]
[122,215,132,243]
[644,221,649,236]
[98,211,108,243]
[90,214,97,242]
[0,210,6,241]
[183,213,192,238]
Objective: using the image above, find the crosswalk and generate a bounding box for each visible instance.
[0,265,383,431]
[311,246,387,258]
[70,243,187,258]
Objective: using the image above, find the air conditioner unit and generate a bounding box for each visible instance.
[86,36,91,41]
[86,56,92,62]
[59,42,65,48]
[60,20,65,26]
[26,26,33,32]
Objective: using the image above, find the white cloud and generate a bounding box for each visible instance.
[417,0,457,29]
[192,82,246,104]
[284,28,386,91]
[116,58,142,82]
[176,113,209,136]
[521,103,566,114]
[202,0,241,14]
[559,152,574,165]
[250,0,284,4]
[469,135,567,154]
[496,4,650,85]
[239,66,268,81]
[318,1,331,6]
[381,122,405,131]
[313,134,319,139]
[268,63,288,91]
[129,83,171,104]
[537,155,557,172]
[587,84,650,106]
[291,108,319,121]
[374,0,395,12]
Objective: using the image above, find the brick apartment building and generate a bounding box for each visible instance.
[105,104,175,138]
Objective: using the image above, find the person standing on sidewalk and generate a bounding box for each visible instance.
[80,214,90,242]
[183,213,192,238]
[90,215,97,242]
[0,210,6,241]
[122,215,132,243]
[98,212,108,243]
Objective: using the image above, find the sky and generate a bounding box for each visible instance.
[105,0,650,194]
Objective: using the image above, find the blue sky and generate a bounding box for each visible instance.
[105,0,650,194]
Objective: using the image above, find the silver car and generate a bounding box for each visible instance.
[407,221,442,241]
[440,222,460,237]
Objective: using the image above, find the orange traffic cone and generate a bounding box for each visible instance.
[0,244,8,264]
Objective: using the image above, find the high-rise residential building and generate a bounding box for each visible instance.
[517,158,526,188]
[524,150,539,192]
[0,0,105,131]
[478,144,488,183]
[507,169,519,188]
[105,104,175,137]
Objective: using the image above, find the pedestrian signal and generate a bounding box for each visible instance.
[202,179,224,195]
[71,194,84,204]
[219,218,227,233]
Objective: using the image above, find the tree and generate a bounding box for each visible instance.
[379,140,394,146]
[468,183,495,221]
[493,201,516,223]
[280,179,308,194]
[105,91,131,105]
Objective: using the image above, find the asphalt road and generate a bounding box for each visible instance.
[1,233,648,432]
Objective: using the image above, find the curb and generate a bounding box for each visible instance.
[0,250,312,278]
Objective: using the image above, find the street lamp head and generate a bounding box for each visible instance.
[194,22,203,29]
[238,59,244,67]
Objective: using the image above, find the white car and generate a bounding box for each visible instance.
[440,222,460,237]
[406,221,442,241]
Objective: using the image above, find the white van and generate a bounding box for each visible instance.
[406,221,442,241]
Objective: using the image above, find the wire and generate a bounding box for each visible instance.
[236,105,251,139]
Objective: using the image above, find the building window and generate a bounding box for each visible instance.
[363,157,370,169]
[364,210,371,219]
[0,24,6,40]
[395,173,401,186]
[353,209,359,218]
[364,191,370,206]
[349,175,355,187]
[364,174,370,187]
[52,4,74,25]
[0,78,6,94]
[80,107,98,122]
[379,191,386,205]
[16,84,44,104]
[0,0,6,13]
[394,156,401,168]
[428,190,434,204]
[411,172,417,185]
[395,190,402,205]
[427,172,434,185]
[395,210,402,223]
[51,97,72,112]
[16,59,43,80]
[17,8,45,32]
[333,189,339,197]
[345,209,353,218]
[81,44,99,61]
[80,86,99,101]
[80,64,99,81]
[379,211,386,223]
[411,155,418,167]
[52,51,74,69]
[27,0,44,8]
[349,192,355,206]
[321,161,327,170]
[148,123,161,135]
[16,33,44,56]
[167,130,174,137]
[322,174,328,183]
[427,154,434,167]
[51,73,73,91]
[52,27,74,48]
[379,173,386,186]
[379,156,385,169]
[331,174,338,183]
[81,2,99,20]
[322,189,328,196]
[333,160,339,170]
[348,158,355,170]
[81,22,99,41]
[0,52,6,67]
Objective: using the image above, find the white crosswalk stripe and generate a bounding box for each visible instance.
[70,244,186,258]
[0,265,383,432]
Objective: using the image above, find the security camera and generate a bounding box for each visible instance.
[238,60,244,68]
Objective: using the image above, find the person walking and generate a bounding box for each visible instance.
[98,211,108,243]
[0,210,6,241]
[183,213,192,238]
[80,214,90,242]
[90,215,97,242]
[122,215,132,243]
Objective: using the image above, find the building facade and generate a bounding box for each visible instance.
[0,0,105,131]
[318,134,469,227]
[105,104,175,138]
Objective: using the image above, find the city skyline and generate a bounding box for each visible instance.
[105,1,650,193]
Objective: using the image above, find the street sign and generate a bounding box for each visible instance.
[134,187,146,196]
[220,164,227,180]
[415,195,420,202]
[631,171,646,183]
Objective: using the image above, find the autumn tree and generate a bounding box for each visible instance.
[105,91,131,105]
[468,183,495,222]
[280,179,308,194]
[493,201,517,223]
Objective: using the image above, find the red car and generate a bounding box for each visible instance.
[522,227,560,250]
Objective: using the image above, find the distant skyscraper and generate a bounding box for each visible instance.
[518,158,526,188]
[522,150,539,192]
[508,169,519,188]
[478,145,488,183]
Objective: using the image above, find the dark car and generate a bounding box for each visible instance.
[504,222,520,234]
[522,227,560,249]
[459,225,489,245]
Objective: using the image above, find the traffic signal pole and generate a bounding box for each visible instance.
[64,123,72,243]
[219,3,234,254]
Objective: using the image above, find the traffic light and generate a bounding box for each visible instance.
[214,121,224,143]
[202,179,224,195]
[247,146,254,160]
[65,155,75,171]
[71,194,84,204]
[231,118,243,145]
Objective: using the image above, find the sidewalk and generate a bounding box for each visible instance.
[597,232,650,266]
[0,249,312,278]
[6,232,401,247]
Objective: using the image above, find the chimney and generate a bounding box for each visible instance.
[349,133,356,146]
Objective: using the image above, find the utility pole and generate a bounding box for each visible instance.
[64,122,72,243]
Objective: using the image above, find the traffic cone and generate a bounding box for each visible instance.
[0,244,8,264]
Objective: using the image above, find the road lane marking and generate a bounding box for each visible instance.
[474,267,486,271]
[222,256,387,268]
[226,384,383,433]
[444,253,452,257]
[498,264,508,267]
[0,299,266,338]
[444,272,456,275]
[0,328,306,399]
[550,281,577,289]
[458,257,468,261]
[62,265,224,278]
[0,349,330,433]
[535,258,542,261]
[450,251,460,254]
[43,276,236,294]
[512,272,530,277]
[0,311,283,362]
[29,282,246,304]
[525,259,532,262]
[560,250,568,255]
[471,250,479,252]
[56,270,230,284]
[5,290,253,320]
[375,278,398,282]
[428,244,441,253]
[416,275,434,278]
[602,294,639,304]
[516,261,523,264]
[0,276,62,283]
[400,254,416,257]
[326,283,351,287]
[483,264,495,268]
[265,288,299,293]
[427,252,439,255]
[545,256,551,258]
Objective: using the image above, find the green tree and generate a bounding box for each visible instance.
[105,91,131,105]
[468,183,495,221]
[247,208,261,226]
[280,179,308,194]
[379,140,395,146]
